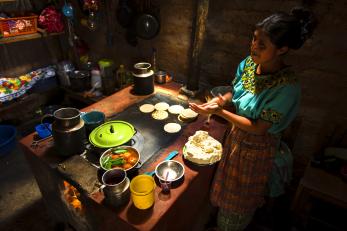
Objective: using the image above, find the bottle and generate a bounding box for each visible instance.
[116,64,126,89]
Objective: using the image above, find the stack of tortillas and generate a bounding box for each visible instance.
[178,108,198,122]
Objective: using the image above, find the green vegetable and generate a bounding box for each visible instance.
[101,155,125,170]
[111,148,127,154]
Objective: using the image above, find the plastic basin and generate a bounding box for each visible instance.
[0,125,17,157]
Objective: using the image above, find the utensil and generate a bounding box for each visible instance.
[144,150,178,176]
[99,146,142,172]
[155,160,185,182]
[89,121,136,148]
[81,110,105,136]
[159,171,171,194]
[154,70,167,84]
[41,107,86,156]
[130,174,156,209]
[132,62,154,95]
[101,168,130,207]
[135,13,160,40]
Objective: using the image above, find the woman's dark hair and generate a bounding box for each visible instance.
[256,7,317,49]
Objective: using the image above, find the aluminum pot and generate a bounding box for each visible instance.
[154,70,167,84]
[41,107,86,156]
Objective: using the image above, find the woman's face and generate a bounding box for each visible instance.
[250,28,284,65]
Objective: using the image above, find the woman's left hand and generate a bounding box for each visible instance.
[189,102,221,115]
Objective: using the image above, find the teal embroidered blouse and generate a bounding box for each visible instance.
[231,56,301,134]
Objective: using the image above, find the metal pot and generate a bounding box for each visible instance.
[99,146,142,171]
[101,168,130,207]
[69,70,91,92]
[52,108,81,128]
[132,62,154,95]
[154,70,167,84]
[42,108,86,156]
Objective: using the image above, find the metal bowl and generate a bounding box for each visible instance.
[155,160,185,182]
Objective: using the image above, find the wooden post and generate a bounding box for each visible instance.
[186,0,210,92]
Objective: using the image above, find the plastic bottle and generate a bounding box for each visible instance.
[116,64,126,89]
[91,69,102,90]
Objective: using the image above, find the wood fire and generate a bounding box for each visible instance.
[63,181,83,213]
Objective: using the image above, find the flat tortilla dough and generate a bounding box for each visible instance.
[164,123,181,133]
[154,102,170,111]
[139,104,155,113]
[152,110,169,120]
[180,108,198,119]
[168,105,184,115]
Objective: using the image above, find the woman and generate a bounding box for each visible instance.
[189,7,316,231]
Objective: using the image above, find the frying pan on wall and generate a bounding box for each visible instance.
[116,0,160,45]
[135,13,160,40]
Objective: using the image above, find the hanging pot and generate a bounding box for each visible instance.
[135,13,160,40]
[132,62,154,95]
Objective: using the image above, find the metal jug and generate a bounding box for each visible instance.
[42,108,86,156]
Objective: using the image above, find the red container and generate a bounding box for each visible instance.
[0,15,38,37]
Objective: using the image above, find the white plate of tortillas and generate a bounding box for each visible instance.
[164,123,181,133]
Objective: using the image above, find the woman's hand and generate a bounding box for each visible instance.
[189,102,221,115]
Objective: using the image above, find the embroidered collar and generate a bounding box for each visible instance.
[241,56,297,94]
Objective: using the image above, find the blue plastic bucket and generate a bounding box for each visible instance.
[0,125,17,157]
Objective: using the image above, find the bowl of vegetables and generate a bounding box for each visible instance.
[99,146,141,171]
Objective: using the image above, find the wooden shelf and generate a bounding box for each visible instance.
[0,30,64,44]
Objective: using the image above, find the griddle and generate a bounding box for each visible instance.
[110,93,188,166]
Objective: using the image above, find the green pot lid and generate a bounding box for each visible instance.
[89,121,135,148]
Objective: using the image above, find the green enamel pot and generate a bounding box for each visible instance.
[89,121,136,149]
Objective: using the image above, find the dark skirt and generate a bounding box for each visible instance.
[210,126,278,215]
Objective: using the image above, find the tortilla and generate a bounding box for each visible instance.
[168,105,184,115]
[152,110,169,120]
[154,102,170,111]
[139,104,155,113]
[164,123,181,133]
[178,114,195,123]
[180,108,198,119]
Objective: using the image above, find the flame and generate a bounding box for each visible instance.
[63,181,83,212]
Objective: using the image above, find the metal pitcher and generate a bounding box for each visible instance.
[42,108,86,156]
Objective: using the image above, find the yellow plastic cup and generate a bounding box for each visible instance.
[130,174,156,209]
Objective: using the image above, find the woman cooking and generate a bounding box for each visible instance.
[189,7,316,231]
